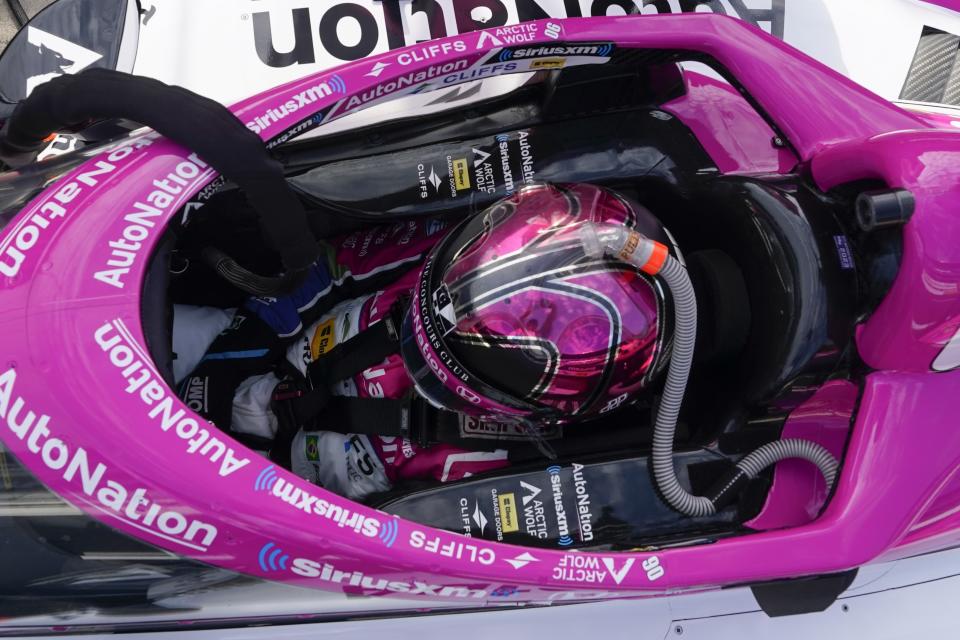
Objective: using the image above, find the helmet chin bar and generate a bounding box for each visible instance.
[578,223,839,516]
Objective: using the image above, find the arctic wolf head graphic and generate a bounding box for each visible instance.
[33,43,75,75]
[23,27,103,97]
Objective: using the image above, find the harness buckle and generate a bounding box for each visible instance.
[399,393,431,448]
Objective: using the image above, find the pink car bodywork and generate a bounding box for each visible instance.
[0,14,958,603]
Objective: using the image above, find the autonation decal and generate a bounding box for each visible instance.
[0,368,218,551]
[249,0,785,68]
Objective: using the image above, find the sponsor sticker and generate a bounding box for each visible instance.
[255,468,398,547]
[833,235,855,270]
[310,318,337,358]
[250,2,784,72]
[571,463,594,543]
[496,42,615,63]
[290,550,487,598]
[432,284,458,335]
[505,551,540,569]
[336,61,469,117]
[0,135,155,279]
[95,319,249,478]
[552,555,636,585]
[305,435,320,462]
[24,26,102,95]
[520,480,549,539]
[498,492,519,533]
[0,368,218,551]
[183,377,208,414]
[245,76,347,133]
[531,57,566,69]
[409,529,496,565]
[94,151,213,290]
[452,158,471,190]
[459,415,562,440]
[548,465,572,546]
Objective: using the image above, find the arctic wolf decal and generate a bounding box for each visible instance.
[24,26,103,95]
[32,43,75,76]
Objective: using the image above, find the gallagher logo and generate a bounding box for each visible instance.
[498,43,614,62]
[258,541,290,572]
[253,465,398,548]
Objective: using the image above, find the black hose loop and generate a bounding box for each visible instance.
[0,68,319,291]
[201,247,309,298]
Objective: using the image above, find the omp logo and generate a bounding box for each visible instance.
[183,377,207,413]
[25,27,102,95]
[378,518,399,547]
[258,541,290,572]
[254,465,279,492]
[544,22,562,39]
[498,43,613,62]
[245,75,346,134]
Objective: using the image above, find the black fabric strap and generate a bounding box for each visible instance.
[306,314,401,385]
[316,395,538,453]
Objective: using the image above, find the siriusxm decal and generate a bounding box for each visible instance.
[258,541,290,572]
[254,465,280,492]
[245,75,347,134]
[498,43,614,62]
[253,464,398,548]
[378,517,399,547]
[547,465,572,547]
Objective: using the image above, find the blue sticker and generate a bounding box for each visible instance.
[833,235,854,270]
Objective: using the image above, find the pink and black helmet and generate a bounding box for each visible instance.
[401,183,672,423]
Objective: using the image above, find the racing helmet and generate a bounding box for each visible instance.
[400,183,673,423]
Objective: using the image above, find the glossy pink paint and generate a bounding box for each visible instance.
[0,14,957,603]
[747,381,857,531]
[663,71,798,173]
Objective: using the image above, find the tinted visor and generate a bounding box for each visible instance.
[399,309,477,414]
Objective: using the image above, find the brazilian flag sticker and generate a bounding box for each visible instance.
[306,435,320,462]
